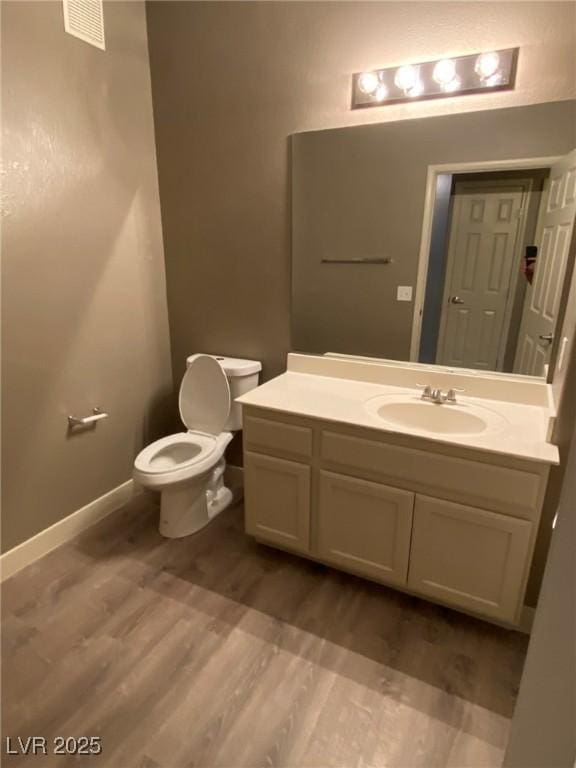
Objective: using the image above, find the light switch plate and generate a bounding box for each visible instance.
[397,286,413,302]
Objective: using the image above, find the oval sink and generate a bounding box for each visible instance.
[365,395,507,437]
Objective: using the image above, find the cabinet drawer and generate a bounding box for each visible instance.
[408,495,532,622]
[244,452,311,554]
[244,414,313,461]
[318,471,414,587]
[320,430,543,520]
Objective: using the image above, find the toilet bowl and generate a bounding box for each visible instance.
[134,353,261,538]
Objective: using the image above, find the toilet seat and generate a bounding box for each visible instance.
[133,354,233,489]
[134,432,216,475]
[133,430,232,488]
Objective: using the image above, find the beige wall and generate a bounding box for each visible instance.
[1,1,173,552]
[147,0,576,383]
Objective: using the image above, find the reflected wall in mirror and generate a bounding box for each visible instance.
[291,100,576,377]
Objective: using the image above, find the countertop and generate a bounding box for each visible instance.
[237,370,560,465]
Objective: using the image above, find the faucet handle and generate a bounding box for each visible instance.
[446,387,465,402]
[416,383,432,399]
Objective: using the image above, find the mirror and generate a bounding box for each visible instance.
[291,99,576,377]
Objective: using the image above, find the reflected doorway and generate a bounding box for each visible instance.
[416,152,576,375]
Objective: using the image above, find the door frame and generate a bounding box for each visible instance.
[410,156,561,363]
[435,177,534,371]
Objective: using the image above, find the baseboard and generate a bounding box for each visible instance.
[0,479,139,583]
[225,464,244,488]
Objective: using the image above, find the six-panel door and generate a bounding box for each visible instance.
[318,471,414,587]
[408,495,532,622]
[244,451,311,554]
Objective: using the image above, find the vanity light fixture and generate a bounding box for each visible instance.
[352,48,518,109]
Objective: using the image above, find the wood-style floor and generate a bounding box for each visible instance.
[2,492,528,768]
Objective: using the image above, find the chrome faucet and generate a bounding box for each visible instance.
[417,384,464,404]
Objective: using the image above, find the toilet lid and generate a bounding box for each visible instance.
[179,354,231,435]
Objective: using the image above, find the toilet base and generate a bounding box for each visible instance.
[159,457,233,538]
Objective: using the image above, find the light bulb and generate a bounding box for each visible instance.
[483,72,504,87]
[442,75,462,93]
[433,59,456,85]
[475,51,500,79]
[394,64,419,92]
[358,72,380,95]
[374,84,389,102]
[408,79,424,98]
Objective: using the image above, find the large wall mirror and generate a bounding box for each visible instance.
[291,100,576,378]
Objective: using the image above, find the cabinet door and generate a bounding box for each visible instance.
[408,495,532,622]
[318,471,414,586]
[244,452,310,553]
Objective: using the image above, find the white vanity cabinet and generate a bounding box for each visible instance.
[318,471,414,587]
[244,415,313,553]
[242,406,550,626]
[408,496,533,622]
[244,452,311,554]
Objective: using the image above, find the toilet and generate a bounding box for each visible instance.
[133,353,261,538]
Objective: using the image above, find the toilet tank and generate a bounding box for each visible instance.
[186,354,262,431]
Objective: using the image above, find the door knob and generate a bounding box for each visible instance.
[538,333,554,343]
[449,296,465,304]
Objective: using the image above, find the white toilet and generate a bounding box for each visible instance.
[134,353,261,538]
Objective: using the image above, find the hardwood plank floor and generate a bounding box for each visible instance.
[1,492,528,767]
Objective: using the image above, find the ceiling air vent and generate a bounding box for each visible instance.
[63,0,105,50]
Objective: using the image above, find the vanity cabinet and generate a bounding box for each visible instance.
[318,471,413,587]
[408,496,533,622]
[244,452,310,554]
[242,407,549,626]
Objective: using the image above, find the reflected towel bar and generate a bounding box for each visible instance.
[321,257,393,264]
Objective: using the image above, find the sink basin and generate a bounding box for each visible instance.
[365,394,508,437]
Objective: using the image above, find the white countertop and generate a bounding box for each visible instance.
[237,369,559,465]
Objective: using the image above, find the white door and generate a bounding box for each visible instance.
[514,150,576,376]
[437,180,529,370]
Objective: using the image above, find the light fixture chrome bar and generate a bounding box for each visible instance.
[352,48,518,109]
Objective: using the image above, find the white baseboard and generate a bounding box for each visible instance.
[225,464,244,488]
[0,479,139,583]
